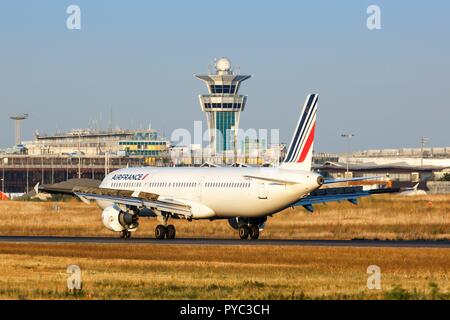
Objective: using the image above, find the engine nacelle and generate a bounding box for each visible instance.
[102,205,139,232]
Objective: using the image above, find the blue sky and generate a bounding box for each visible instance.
[1,1,449,152]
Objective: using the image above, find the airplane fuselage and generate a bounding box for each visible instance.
[98,167,322,219]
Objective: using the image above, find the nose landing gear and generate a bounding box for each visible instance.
[120,230,131,239]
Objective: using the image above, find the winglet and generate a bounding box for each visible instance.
[33,182,40,195]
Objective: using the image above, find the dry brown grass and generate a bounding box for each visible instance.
[1,196,449,300]
[0,242,449,300]
[0,194,449,240]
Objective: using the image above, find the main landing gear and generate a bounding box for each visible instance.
[155,224,176,240]
[238,225,260,240]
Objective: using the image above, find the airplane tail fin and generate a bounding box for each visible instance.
[280,94,318,171]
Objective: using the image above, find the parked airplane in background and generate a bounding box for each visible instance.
[40,94,397,240]
[399,183,427,196]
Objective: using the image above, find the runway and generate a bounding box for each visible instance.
[0,236,450,248]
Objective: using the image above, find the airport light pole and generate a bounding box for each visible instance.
[66,157,69,181]
[26,157,29,193]
[341,133,355,174]
[105,151,109,177]
[78,133,82,179]
[420,137,429,168]
[1,157,4,194]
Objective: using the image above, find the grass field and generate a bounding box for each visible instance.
[0,195,449,240]
[0,195,449,300]
[0,242,449,300]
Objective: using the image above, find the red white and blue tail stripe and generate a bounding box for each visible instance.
[281,94,318,171]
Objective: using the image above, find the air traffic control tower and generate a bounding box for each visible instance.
[196,58,251,155]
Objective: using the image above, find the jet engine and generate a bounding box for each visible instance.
[102,205,139,232]
[228,217,267,231]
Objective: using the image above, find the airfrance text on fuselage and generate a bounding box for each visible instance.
[111,174,149,181]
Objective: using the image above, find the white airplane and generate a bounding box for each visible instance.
[399,183,427,196]
[43,94,396,240]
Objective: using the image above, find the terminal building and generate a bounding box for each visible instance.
[196,58,251,156]
[25,128,169,164]
[0,128,171,193]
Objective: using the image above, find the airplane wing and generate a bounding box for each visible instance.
[73,187,193,218]
[38,179,101,195]
[292,186,399,212]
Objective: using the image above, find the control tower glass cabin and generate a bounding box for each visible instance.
[195,58,251,155]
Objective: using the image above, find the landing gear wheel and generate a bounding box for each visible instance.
[155,225,167,240]
[239,226,250,239]
[121,230,131,239]
[166,225,176,239]
[250,225,260,240]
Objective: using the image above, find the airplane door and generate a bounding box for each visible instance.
[258,182,268,199]
[198,176,205,201]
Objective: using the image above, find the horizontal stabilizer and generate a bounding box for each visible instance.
[292,186,399,210]
[323,176,383,184]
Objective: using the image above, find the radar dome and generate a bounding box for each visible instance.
[216,58,231,71]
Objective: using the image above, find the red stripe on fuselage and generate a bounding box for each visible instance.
[297,123,315,163]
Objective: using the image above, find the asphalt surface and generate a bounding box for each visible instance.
[0,236,449,248]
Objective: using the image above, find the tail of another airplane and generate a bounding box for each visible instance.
[280,94,318,171]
